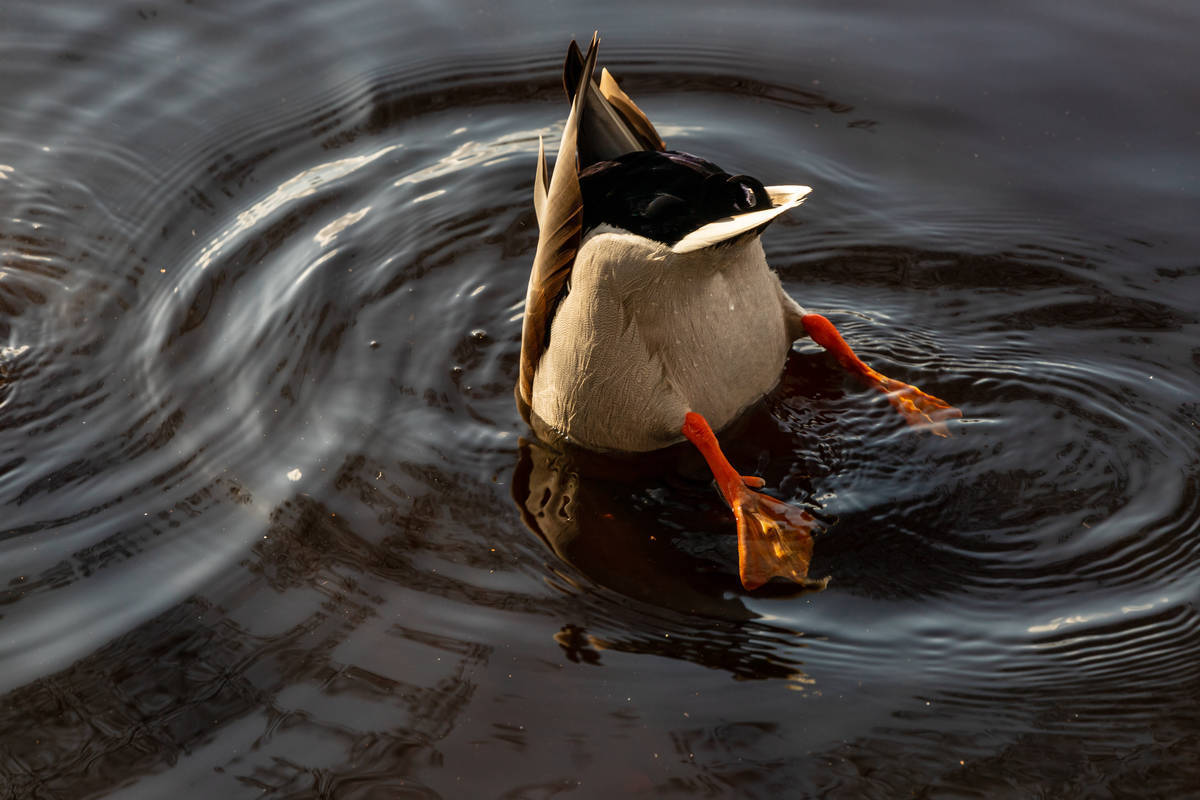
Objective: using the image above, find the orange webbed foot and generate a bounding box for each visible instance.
[873,376,962,437]
[682,412,829,591]
[801,313,961,436]
[728,479,828,591]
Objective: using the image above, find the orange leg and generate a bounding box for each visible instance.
[801,314,961,436]
[682,412,825,591]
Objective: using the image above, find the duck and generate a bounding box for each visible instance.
[516,34,960,591]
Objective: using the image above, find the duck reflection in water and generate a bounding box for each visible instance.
[513,434,771,617]
[512,433,824,684]
[516,35,959,591]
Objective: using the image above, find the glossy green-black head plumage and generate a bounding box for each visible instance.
[579,150,772,246]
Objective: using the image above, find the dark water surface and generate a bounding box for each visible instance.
[3,1,1199,797]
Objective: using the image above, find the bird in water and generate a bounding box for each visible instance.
[516,34,960,590]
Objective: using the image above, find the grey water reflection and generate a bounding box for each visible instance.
[3,446,832,799]
[3,458,493,798]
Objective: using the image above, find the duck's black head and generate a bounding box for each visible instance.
[579,150,772,247]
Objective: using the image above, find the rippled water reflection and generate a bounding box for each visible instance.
[2,0,1199,796]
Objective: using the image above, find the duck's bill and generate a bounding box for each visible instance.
[671,184,812,254]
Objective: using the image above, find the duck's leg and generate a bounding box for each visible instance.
[682,412,825,591]
[801,313,961,436]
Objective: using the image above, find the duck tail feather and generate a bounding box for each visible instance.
[598,68,665,152]
[568,34,664,168]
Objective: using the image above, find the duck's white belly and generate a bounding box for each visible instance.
[530,231,795,452]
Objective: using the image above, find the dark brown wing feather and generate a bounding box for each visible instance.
[516,35,668,418]
[532,135,550,227]
[563,39,585,101]
[517,37,594,415]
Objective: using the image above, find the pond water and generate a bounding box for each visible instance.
[2,0,1199,797]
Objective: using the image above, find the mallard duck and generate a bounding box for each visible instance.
[516,34,960,590]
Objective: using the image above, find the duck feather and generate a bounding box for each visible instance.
[519,34,666,416]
